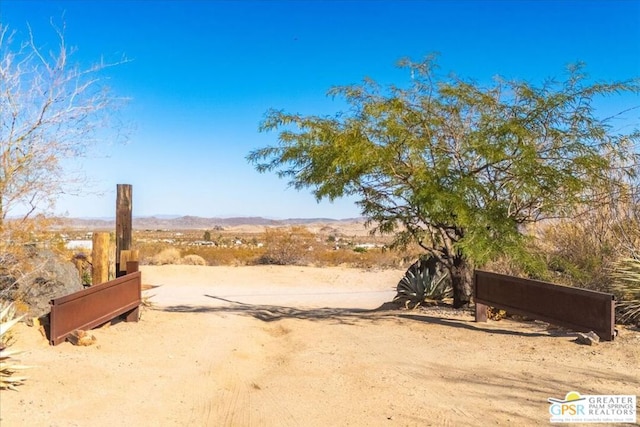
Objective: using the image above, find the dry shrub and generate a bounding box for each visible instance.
[184,246,265,266]
[180,254,207,266]
[259,226,315,265]
[313,247,405,268]
[149,248,181,265]
[483,256,531,279]
[611,257,640,325]
[533,187,640,291]
[539,218,620,291]
[137,241,170,264]
[1,216,61,298]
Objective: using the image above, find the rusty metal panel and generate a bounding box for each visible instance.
[49,271,141,345]
[474,270,615,341]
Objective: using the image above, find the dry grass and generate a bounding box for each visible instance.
[148,248,181,265]
[131,225,412,269]
[180,254,207,266]
[135,240,410,269]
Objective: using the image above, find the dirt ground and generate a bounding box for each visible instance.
[2,265,639,426]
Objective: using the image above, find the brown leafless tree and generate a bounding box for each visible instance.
[0,20,128,227]
[0,19,128,295]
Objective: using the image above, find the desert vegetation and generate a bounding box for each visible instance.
[0,301,28,390]
[248,57,639,308]
[49,204,640,325]
[62,224,413,269]
[0,18,126,332]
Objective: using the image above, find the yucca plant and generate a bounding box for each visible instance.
[610,258,640,325]
[1,301,29,391]
[394,257,452,309]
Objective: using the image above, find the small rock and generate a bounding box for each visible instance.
[575,331,600,346]
[66,330,97,346]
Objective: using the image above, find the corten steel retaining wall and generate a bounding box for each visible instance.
[474,270,615,341]
[49,271,141,345]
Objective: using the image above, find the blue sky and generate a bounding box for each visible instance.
[2,0,639,219]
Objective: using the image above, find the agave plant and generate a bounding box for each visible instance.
[610,258,640,325]
[394,257,452,309]
[1,301,29,391]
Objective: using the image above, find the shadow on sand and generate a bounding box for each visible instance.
[156,294,562,338]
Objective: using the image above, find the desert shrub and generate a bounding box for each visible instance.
[135,227,409,268]
[149,248,181,265]
[180,254,207,266]
[482,256,530,278]
[538,217,621,291]
[185,246,264,266]
[258,226,314,265]
[0,219,63,299]
[535,185,640,291]
[311,247,405,268]
[611,258,640,325]
[136,241,170,265]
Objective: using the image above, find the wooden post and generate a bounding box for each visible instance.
[91,232,110,286]
[119,249,139,274]
[475,302,488,322]
[126,261,139,275]
[115,184,133,277]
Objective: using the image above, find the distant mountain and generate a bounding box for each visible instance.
[54,215,365,230]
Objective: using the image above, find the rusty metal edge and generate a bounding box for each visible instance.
[49,300,140,346]
[51,272,141,305]
[49,272,141,345]
[474,297,615,341]
[474,270,614,298]
[474,270,616,341]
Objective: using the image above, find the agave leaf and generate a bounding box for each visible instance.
[1,360,31,369]
[0,303,14,321]
[0,384,18,391]
[1,365,31,373]
[0,316,24,337]
[0,348,24,358]
[1,364,32,370]
[1,376,28,385]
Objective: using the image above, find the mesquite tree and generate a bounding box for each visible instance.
[248,57,639,308]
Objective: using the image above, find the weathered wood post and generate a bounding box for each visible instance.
[115,184,133,277]
[91,232,110,285]
[119,249,139,275]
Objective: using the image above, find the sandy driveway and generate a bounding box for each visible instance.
[2,265,639,426]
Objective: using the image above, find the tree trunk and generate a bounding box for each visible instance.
[450,255,473,308]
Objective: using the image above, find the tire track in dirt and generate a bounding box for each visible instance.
[187,357,216,426]
[185,316,300,426]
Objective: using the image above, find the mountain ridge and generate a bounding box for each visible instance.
[54,215,366,230]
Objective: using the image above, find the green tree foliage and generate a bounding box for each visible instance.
[248,57,639,307]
